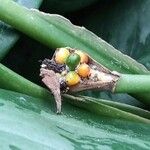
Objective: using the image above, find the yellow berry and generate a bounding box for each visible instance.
[75,50,89,64]
[55,48,70,64]
[65,71,80,86]
[77,63,91,78]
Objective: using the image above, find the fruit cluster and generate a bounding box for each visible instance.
[54,48,91,87]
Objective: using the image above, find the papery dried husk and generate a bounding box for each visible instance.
[40,68,62,113]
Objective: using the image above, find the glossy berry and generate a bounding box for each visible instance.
[77,63,91,78]
[55,48,70,64]
[75,50,89,64]
[66,53,80,71]
[65,71,80,86]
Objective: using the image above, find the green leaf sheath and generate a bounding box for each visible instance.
[115,74,150,93]
[0,63,52,100]
[80,96,150,120]
[64,94,150,124]
[0,0,149,104]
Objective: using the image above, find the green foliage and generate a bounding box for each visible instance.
[0,0,150,148]
[0,89,150,149]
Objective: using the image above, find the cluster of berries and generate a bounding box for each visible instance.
[55,48,91,86]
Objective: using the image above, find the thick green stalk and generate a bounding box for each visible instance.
[0,0,150,103]
[115,74,150,93]
[0,64,51,100]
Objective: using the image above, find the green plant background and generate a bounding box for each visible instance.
[0,0,150,149]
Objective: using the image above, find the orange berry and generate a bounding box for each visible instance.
[65,71,80,86]
[55,48,70,64]
[77,63,90,78]
[75,50,89,64]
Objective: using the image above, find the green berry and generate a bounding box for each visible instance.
[66,53,80,71]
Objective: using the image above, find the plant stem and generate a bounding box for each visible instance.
[0,64,52,100]
[115,74,150,93]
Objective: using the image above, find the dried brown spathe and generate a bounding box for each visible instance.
[40,68,62,113]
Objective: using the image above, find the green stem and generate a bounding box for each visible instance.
[0,64,51,100]
[115,74,150,93]
[0,0,150,104]
[0,0,53,47]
